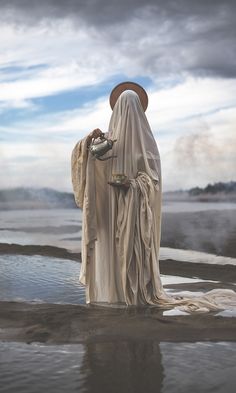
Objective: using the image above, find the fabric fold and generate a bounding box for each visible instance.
[71,136,97,286]
[116,172,165,305]
[71,90,236,312]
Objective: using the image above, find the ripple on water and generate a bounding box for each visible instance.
[0,254,230,306]
[0,341,236,393]
[0,254,86,304]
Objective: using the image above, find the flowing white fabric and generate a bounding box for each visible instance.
[71,90,236,313]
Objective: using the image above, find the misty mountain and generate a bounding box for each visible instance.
[188,181,236,196]
[0,187,76,210]
[0,181,235,210]
[164,181,236,202]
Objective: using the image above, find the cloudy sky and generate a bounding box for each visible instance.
[0,0,235,192]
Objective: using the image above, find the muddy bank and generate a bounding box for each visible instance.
[0,242,235,282]
[164,281,236,292]
[0,245,236,345]
[159,260,236,282]
[0,300,236,345]
[0,242,80,261]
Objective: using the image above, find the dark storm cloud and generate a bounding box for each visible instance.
[1,0,235,27]
[1,0,236,78]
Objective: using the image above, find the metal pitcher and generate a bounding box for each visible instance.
[89,134,117,161]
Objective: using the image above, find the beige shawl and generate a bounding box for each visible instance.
[71,90,236,312]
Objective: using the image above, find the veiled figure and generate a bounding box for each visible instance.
[71,87,236,312]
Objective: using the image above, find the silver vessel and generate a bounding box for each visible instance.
[89,135,117,161]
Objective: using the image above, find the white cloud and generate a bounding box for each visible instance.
[3,76,236,139]
[0,62,105,103]
[161,106,236,190]
[0,21,113,108]
[148,77,236,129]
[0,14,236,191]
[0,142,73,191]
[2,16,235,110]
[1,76,236,191]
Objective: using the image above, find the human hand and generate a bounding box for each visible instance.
[87,128,104,148]
[121,180,130,189]
[108,180,130,190]
[89,128,104,139]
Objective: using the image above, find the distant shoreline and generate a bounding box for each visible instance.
[0,195,236,210]
[0,182,235,210]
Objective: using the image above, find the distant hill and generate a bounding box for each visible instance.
[164,181,236,202]
[0,187,77,210]
[0,181,235,210]
[188,181,236,195]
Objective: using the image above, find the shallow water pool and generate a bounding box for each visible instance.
[0,254,219,305]
[0,254,85,304]
[0,340,235,393]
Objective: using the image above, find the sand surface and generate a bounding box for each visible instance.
[1,300,236,345]
[0,243,236,345]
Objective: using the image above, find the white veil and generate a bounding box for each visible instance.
[72,88,236,312]
[105,89,236,312]
[107,90,161,184]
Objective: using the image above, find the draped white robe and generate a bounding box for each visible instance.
[71,90,236,312]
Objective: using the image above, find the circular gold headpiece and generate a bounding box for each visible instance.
[109,81,148,112]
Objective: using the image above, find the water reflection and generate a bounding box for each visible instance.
[0,340,164,393]
[0,254,219,305]
[80,340,164,393]
[1,340,235,393]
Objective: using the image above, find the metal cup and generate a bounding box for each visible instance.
[112,173,127,184]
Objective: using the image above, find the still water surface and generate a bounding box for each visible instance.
[0,254,220,304]
[0,204,236,392]
[0,203,235,256]
[0,340,235,393]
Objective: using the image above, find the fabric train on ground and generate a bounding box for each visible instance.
[71,90,236,313]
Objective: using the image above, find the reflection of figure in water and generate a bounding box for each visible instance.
[80,339,164,393]
[71,81,236,312]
